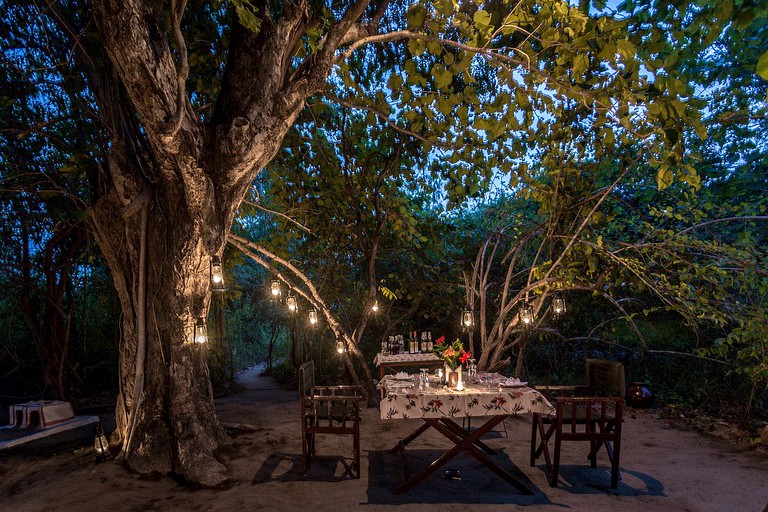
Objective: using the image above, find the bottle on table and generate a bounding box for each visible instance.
[427,331,433,352]
[420,332,427,353]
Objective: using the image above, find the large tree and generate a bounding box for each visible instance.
[4,0,709,485]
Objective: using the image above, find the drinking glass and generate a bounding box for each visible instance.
[467,359,477,380]
[419,368,430,390]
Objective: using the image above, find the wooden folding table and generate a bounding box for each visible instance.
[378,375,555,495]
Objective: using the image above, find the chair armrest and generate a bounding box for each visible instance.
[311,394,364,402]
[310,385,364,402]
[535,385,580,392]
[554,396,622,403]
[534,385,589,398]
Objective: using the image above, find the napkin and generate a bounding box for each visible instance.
[394,372,410,379]
[503,377,527,386]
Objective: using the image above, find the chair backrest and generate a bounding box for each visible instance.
[299,360,315,397]
[585,359,625,397]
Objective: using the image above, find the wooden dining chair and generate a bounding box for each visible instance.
[299,361,364,478]
[530,359,625,488]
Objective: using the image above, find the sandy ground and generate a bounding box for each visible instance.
[1,365,767,512]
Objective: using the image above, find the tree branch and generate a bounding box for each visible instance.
[160,0,191,141]
[676,216,768,236]
[240,198,312,234]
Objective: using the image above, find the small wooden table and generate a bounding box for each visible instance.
[374,352,442,381]
[378,374,555,495]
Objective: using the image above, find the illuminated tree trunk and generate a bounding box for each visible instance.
[65,0,376,486]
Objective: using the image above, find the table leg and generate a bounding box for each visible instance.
[440,417,496,455]
[531,414,555,481]
[433,418,533,495]
[388,421,432,453]
[380,366,386,398]
[393,416,533,495]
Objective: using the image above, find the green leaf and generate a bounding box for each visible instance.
[757,51,768,80]
[473,10,492,28]
[657,166,673,190]
[433,65,452,89]
[407,6,427,29]
[232,0,262,35]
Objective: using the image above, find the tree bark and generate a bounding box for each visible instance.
[62,0,377,486]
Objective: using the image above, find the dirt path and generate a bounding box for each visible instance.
[1,365,766,511]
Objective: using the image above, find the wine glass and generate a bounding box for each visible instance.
[419,368,430,390]
[467,359,477,381]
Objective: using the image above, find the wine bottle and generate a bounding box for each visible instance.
[427,331,433,352]
[420,332,427,353]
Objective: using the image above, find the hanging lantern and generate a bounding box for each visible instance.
[552,294,566,317]
[194,317,208,343]
[309,308,318,326]
[286,292,298,313]
[336,340,345,354]
[521,304,534,325]
[371,300,379,313]
[270,279,281,298]
[94,424,110,462]
[461,309,474,330]
[210,256,225,292]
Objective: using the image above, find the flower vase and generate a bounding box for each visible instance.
[447,365,462,389]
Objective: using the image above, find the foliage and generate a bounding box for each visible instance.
[432,336,471,370]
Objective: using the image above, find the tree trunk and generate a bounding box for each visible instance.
[90,179,230,486]
[56,0,379,486]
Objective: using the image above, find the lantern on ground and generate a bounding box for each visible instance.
[461,309,474,331]
[194,317,208,343]
[309,308,318,326]
[336,340,345,354]
[371,300,379,313]
[270,279,281,298]
[521,304,534,325]
[552,294,566,318]
[94,425,110,462]
[210,256,225,292]
[286,292,298,313]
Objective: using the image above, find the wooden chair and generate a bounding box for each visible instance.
[530,359,625,488]
[299,361,363,478]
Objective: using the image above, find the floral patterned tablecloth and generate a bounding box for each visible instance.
[378,375,555,420]
[373,352,442,366]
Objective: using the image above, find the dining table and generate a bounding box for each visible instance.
[378,372,555,495]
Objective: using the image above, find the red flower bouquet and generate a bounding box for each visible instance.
[433,337,471,370]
